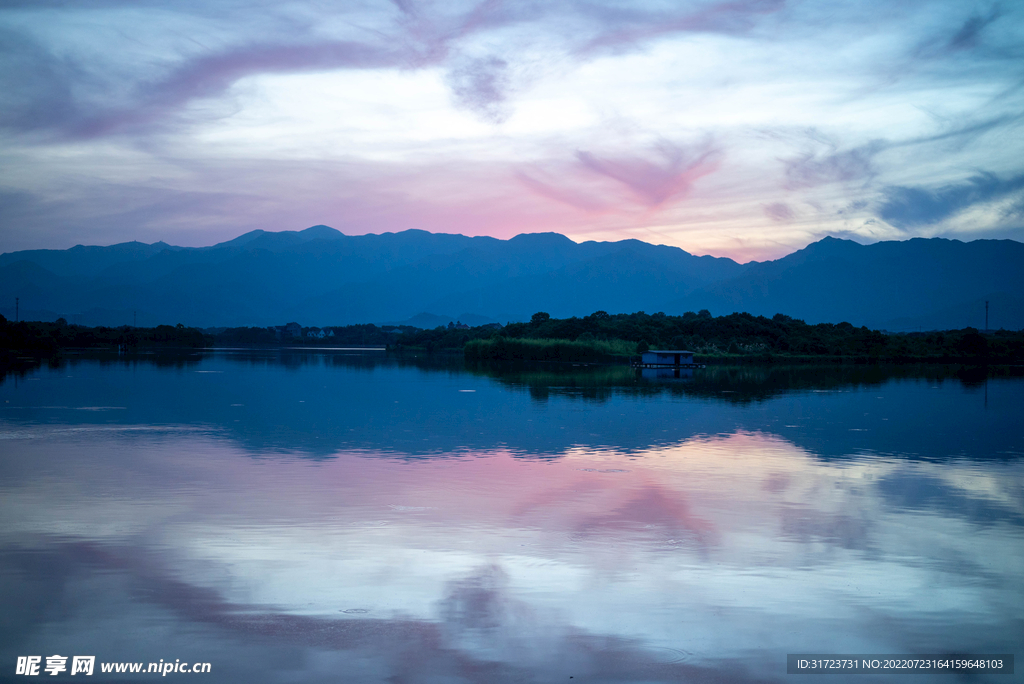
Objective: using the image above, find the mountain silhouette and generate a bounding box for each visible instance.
[673,236,1024,330]
[1,228,1020,330]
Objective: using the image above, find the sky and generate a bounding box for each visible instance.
[1,0,1022,261]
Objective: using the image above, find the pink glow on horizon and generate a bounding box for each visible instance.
[3,1,1021,257]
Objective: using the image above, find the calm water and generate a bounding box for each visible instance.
[1,352,1022,683]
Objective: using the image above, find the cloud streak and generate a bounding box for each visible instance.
[573,0,786,55]
[783,139,883,190]
[913,6,1004,58]
[0,1,512,138]
[878,172,1024,228]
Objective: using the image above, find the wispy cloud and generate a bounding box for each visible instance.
[576,141,722,206]
[763,202,793,221]
[878,171,1024,228]
[518,141,722,214]
[515,169,611,213]
[783,144,880,189]
[947,8,1002,51]
[1,0,1023,258]
[0,28,84,134]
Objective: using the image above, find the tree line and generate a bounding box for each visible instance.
[3,310,1022,363]
[0,316,208,353]
[424,310,1023,363]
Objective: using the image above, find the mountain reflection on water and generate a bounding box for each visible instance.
[1,351,1020,460]
[1,351,1021,683]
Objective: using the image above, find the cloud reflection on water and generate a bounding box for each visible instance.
[1,426,1022,681]
[0,354,1022,681]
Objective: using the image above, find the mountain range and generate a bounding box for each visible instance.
[1,226,1021,331]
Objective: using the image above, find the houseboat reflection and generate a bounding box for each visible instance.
[641,366,695,380]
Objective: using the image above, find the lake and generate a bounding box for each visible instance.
[1,351,1021,682]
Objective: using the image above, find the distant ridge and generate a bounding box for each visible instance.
[672,236,1024,331]
[1,229,1021,330]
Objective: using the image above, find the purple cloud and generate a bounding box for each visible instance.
[83,41,402,139]
[446,56,512,123]
[0,0,798,139]
[783,143,882,189]
[0,1,526,137]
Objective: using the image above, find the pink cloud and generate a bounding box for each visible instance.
[576,143,722,207]
[514,141,722,218]
[572,481,718,546]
